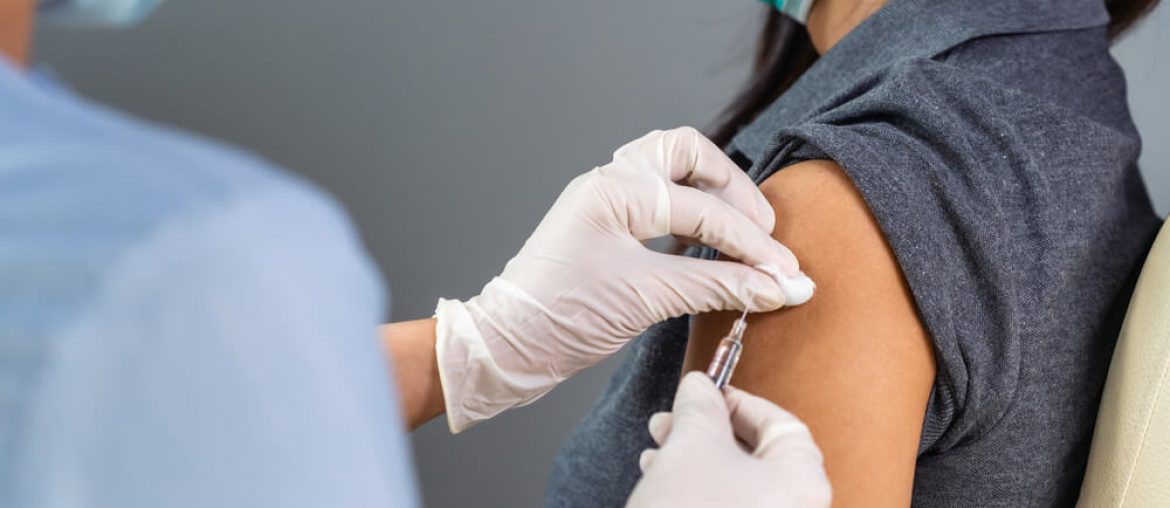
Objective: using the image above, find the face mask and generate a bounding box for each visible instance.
[38,0,165,27]
[762,0,815,25]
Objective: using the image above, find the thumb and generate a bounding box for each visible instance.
[666,372,734,443]
[724,385,823,463]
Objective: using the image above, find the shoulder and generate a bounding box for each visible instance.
[0,62,339,241]
[826,27,1138,149]
[767,33,1139,222]
[3,168,405,507]
[811,24,1134,138]
[939,26,1119,91]
[0,77,363,261]
[748,24,1152,449]
[0,89,382,354]
[0,88,405,505]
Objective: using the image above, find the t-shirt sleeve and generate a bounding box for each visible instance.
[9,184,418,507]
[742,58,1140,452]
[761,119,989,451]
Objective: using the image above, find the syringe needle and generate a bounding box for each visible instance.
[730,289,754,339]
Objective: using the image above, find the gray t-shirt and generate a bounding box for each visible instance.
[546,0,1163,506]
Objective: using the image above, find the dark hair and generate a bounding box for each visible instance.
[708,0,1161,148]
[707,10,816,147]
[1107,0,1163,36]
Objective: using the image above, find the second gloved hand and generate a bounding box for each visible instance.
[435,127,815,432]
[627,372,832,508]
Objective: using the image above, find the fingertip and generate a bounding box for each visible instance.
[722,383,743,399]
[768,243,802,277]
[746,275,786,311]
[755,420,821,462]
[612,129,661,160]
[743,265,786,311]
[638,448,658,473]
[754,264,816,307]
[671,373,734,437]
[721,384,756,419]
[680,371,717,392]
[674,372,723,409]
[726,384,799,423]
[647,412,673,445]
[778,273,816,306]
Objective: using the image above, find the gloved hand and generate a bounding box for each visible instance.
[434,127,816,432]
[628,372,831,508]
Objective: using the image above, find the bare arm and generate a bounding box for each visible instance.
[682,160,936,507]
[381,319,446,429]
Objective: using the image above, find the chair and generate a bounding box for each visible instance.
[1078,220,1170,507]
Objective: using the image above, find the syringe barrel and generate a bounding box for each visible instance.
[706,336,743,389]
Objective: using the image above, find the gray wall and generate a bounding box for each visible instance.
[34,1,1167,506]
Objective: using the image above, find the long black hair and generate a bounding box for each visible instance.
[708,0,1162,147]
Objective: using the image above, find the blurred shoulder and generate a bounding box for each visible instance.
[0,78,370,334]
[0,70,352,250]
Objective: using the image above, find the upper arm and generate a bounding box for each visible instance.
[682,160,936,507]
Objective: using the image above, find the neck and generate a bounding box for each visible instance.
[805,0,887,54]
[1,1,35,66]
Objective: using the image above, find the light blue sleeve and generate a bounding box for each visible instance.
[7,183,419,508]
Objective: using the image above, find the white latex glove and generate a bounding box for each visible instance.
[628,372,831,508]
[435,127,816,432]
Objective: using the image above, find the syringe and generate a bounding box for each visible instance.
[706,305,751,389]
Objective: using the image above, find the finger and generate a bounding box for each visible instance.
[648,253,810,315]
[613,127,775,233]
[647,412,673,446]
[667,183,799,276]
[666,372,734,442]
[724,385,823,463]
[638,448,658,473]
[755,263,816,306]
[724,384,806,448]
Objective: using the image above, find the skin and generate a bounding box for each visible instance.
[1,0,34,65]
[805,0,889,54]
[383,320,446,428]
[682,5,938,506]
[682,168,935,505]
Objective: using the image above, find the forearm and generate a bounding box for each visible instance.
[381,319,446,430]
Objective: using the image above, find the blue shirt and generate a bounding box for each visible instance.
[0,59,418,507]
